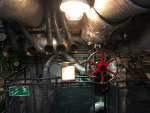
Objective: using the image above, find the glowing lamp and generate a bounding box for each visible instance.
[60,0,90,20]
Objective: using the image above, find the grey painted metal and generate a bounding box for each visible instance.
[0,0,44,27]
[118,25,150,56]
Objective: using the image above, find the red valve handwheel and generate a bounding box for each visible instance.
[85,50,118,84]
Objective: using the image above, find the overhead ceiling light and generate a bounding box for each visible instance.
[60,0,90,20]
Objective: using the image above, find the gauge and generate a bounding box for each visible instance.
[0,33,7,42]
[13,60,20,67]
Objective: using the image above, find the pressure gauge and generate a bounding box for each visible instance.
[13,60,20,67]
[0,33,7,42]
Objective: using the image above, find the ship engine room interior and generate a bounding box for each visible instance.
[0,0,150,113]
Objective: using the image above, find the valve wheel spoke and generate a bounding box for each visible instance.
[107,68,116,75]
[89,60,97,65]
[89,70,98,76]
[106,58,115,65]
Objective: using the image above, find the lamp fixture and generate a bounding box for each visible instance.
[60,0,90,20]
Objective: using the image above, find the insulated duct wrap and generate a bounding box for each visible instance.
[82,0,150,44]
[94,0,150,23]
[81,8,114,44]
[0,0,44,27]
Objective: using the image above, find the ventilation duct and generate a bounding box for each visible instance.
[81,0,150,44]
[0,0,44,27]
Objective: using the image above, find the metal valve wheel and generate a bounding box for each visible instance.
[85,50,118,84]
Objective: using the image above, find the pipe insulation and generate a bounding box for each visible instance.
[94,0,150,23]
[82,0,150,44]
[0,0,44,27]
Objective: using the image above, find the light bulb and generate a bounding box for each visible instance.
[65,12,83,20]
[60,0,90,20]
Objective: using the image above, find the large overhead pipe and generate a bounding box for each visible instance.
[94,0,150,23]
[53,10,66,54]
[62,14,79,53]
[118,25,150,56]
[0,0,44,27]
[82,0,150,44]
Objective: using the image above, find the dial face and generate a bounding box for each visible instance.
[13,60,20,67]
[0,33,7,41]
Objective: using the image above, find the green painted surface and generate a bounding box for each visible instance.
[9,86,29,96]
[0,94,5,102]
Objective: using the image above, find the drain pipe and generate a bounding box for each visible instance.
[62,14,79,53]
[53,10,66,54]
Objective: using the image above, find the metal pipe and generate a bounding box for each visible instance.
[62,53,86,73]
[94,0,150,23]
[44,0,54,55]
[23,40,36,56]
[44,15,54,55]
[62,14,79,53]
[42,54,56,79]
[19,26,34,45]
[32,37,68,53]
[0,0,44,27]
[19,26,36,56]
[53,10,66,54]
[118,25,150,56]
[82,0,150,44]
[3,46,14,57]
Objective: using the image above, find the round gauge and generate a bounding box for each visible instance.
[0,33,7,42]
[13,60,20,67]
